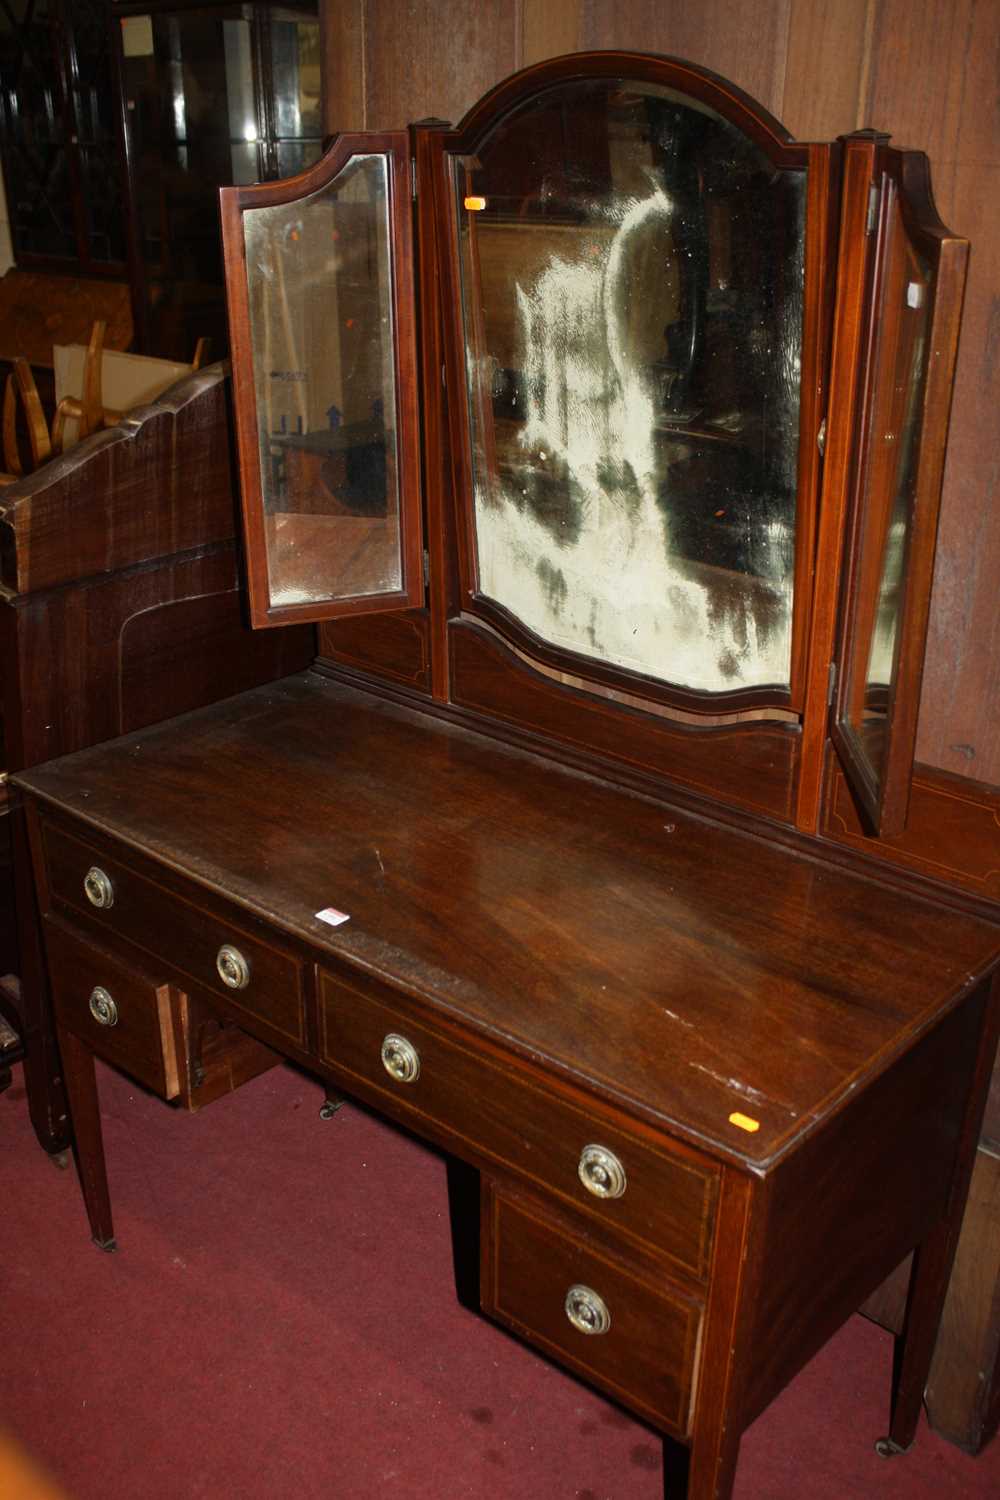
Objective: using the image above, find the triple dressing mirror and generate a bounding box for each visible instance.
[220,54,968,841]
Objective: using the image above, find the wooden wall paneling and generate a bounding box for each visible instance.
[781,0,873,139]
[320,0,366,131]
[861,0,1000,785]
[520,0,580,67]
[863,0,994,167]
[364,1,519,132]
[576,0,792,118]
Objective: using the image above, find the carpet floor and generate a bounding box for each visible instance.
[2,1058,998,1499]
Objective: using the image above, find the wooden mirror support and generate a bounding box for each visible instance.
[221,54,967,844]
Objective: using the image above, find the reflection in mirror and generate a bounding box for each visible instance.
[455,80,805,694]
[842,191,932,779]
[243,153,401,609]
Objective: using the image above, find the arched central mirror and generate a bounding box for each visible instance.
[452,75,807,698]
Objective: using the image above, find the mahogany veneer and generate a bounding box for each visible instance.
[15,670,1000,1498]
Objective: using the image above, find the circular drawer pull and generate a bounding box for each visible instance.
[565,1284,611,1337]
[88,986,118,1027]
[84,866,114,910]
[380,1032,420,1084]
[578,1143,627,1200]
[216,944,251,990]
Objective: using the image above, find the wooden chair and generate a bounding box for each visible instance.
[2,358,52,478]
[51,325,212,453]
[51,319,109,452]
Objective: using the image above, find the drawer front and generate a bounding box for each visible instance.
[482,1183,702,1437]
[319,965,717,1281]
[46,920,180,1099]
[41,820,306,1049]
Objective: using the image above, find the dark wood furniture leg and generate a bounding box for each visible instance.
[880,972,1000,1457]
[683,1174,758,1500]
[58,1027,116,1252]
[879,1222,958,1454]
[12,810,72,1155]
[0,1004,21,1092]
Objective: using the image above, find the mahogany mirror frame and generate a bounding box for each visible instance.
[220,132,424,630]
[427,52,836,720]
[831,147,969,838]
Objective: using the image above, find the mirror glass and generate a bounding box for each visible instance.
[841,188,932,779]
[455,79,805,694]
[243,152,401,609]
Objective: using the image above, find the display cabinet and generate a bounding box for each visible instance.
[17,52,998,1500]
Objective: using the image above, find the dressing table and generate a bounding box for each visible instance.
[16,53,1000,1500]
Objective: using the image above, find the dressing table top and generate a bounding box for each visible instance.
[18,669,1000,1173]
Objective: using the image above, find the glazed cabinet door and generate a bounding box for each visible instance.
[831,149,969,837]
[220,134,423,628]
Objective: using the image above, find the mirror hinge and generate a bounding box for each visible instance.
[423,549,430,587]
[411,158,417,199]
[828,660,838,706]
[866,182,879,234]
[816,416,827,457]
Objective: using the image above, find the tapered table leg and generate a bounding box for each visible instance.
[881,973,1000,1456]
[58,1028,116,1251]
[877,1220,955,1454]
[11,806,72,1155]
[683,1173,759,1500]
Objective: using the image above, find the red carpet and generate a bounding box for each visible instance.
[2,1059,997,1498]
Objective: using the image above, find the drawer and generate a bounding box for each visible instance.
[173,991,281,1111]
[319,964,718,1281]
[481,1182,703,1437]
[46,920,181,1100]
[41,819,306,1050]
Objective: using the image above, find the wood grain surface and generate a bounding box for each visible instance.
[17,671,1000,1171]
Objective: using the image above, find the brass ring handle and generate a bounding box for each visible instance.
[84,866,114,909]
[88,986,118,1027]
[380,1032,420,1084]
[564,1284,611,1336]
[216,944,251,990]
[578,1143,627,1200]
